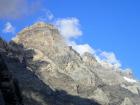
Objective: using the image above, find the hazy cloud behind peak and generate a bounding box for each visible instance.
[0,0,42,19]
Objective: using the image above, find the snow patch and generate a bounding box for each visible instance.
[123,77,137,83]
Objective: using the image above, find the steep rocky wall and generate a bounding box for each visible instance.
[0,53,23,105]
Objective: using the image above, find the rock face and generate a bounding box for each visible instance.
[0,22,140,105]
[0,48,23,105]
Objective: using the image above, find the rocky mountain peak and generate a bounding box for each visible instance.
[19,22,58,34]
[0,22,140,105]
[11,22,139,86]
[13,22,67,57]
[13,22,65,46]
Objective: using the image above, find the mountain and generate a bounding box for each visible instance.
[0,22,140,105]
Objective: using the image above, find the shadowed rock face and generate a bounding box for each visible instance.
[0,53,23,105]
[0,22,140,105]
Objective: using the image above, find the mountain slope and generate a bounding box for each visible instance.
[0,22,140,105]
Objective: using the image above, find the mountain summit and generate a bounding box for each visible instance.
[0,22,140,105]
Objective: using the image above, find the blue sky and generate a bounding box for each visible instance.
[0,0,140,79]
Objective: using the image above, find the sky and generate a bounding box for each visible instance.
[0,0,140,79]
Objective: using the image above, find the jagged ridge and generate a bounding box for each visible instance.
[0,22,140,105]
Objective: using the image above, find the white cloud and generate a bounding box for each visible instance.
[55,17,82,40]
[38,9,54,21]
[46,10,54,20]
[95,51,121,69]
[100,51,121,67]
[3,22,15,34]
[0,0,42,19]
[55,17,93,55]
[68,41,95,55]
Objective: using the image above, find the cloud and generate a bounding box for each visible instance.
[2,22,15,34]
[100,52,121,66]
[55,17,82,40]
[55,17,93,55]
[95,51,121,69]
[68,41,95,55]
[0,0,42,19]
[38,9,54,21]
[46,10,54,20]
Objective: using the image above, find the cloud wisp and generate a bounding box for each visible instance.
[0,0,42,19]
[68,41,95,55]
[95,51,121,69]
[38,9,54,21]
[55,18,82,40]
[2,22,15,34]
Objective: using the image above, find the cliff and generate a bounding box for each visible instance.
[0,22,140,105]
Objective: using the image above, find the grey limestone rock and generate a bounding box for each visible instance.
[0,22,140,105]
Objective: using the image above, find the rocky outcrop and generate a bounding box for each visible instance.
[89,88,109,105]
[121,97,134,105]
[0,22,140,105]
